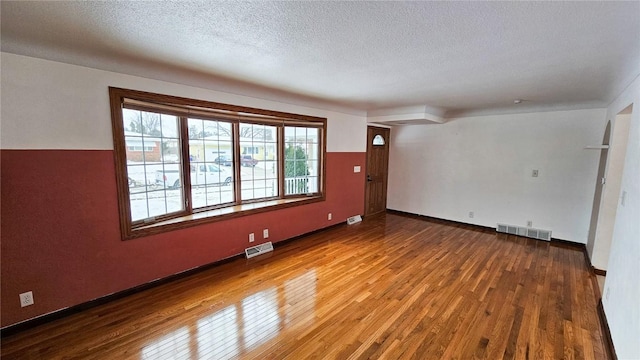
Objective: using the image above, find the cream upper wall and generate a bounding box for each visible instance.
[387,108,607,243]
[601,74,640,360]
[0,52,366,152]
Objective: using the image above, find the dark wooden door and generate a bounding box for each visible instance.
[365,126,390,216]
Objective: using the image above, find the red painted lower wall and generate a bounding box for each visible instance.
[1,150,365,327]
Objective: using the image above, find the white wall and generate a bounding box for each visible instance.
[387,109,607,242]
[602,74,640,359]
[0,52,367,152]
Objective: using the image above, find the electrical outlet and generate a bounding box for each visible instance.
[532,169,539,177]
[527,220,532,227]
[263,229,269,239]
[249,233,254,242]
[606,287,610,301]
[621,190,627,206]
[328,213,332,220]
[20,291,34,307]
[353,166,361,173]
[468,211,474,218]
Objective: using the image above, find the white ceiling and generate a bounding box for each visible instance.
[2,1,639,117]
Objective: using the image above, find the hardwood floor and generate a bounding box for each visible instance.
[1,213,606,359]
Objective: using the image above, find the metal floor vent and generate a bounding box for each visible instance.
[496,224,551,241]
[245,241,273,259]
[347,215,362,225]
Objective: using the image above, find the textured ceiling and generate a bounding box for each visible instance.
[2,1,639,116]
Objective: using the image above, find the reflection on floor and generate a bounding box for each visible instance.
[141,271,316,359]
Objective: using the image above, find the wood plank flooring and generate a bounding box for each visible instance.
[1,213,606,359]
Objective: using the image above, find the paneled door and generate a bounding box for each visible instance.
[365,126,390,216]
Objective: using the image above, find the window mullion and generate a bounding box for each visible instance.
[320,123,326,194]
[232,122,242,204]
[277,126,285,198]
[180,116,193,213]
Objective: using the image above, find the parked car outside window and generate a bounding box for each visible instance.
[214,155,232,166]
[241,155,258,167]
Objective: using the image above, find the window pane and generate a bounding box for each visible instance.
[241,180,254,200]
[284,126,319,195]
[372,134,385,145]
[240,123,278,201]
[306,128,319,143]
[189,118,234,208]
[123,109,184,221]
[307,160,320,193]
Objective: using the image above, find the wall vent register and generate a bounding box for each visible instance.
[245,242,274,259]
[496,224,551,241]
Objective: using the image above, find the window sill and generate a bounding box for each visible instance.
[126,196,324,240]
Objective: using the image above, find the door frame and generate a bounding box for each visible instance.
[364,126,390,216]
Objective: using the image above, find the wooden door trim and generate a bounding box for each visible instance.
[364,126,390,217]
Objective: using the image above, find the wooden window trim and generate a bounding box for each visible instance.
[109,87,327,240]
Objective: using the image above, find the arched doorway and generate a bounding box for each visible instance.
[587,104,633,275]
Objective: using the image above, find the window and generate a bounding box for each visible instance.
[123,109,183,222]
[372,134,385,145]
[110,87,326,239]
[284,126,319,195]
[239,123,278,201]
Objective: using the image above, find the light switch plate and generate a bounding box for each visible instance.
[354,166,361,173]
